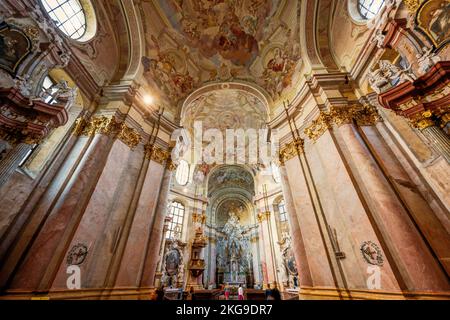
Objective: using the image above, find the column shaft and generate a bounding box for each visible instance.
[279,165,313,287]
[140,167,173,286]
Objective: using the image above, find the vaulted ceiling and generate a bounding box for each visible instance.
[139,0,303,113]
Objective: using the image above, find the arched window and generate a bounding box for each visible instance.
[278,200,287,222]
[166,201,185,239]
[41,76,57,104]
[175,160,189,186]
[41,0,87,40]
[358,0,385,20]
[271,162,281,183]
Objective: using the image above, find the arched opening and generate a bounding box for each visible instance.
[205,165,258,289]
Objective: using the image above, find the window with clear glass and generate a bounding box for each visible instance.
[41,76,57,104]
[41,0,87,40]
[166,201,185,239]
[175,160,189,186]
[279,200,287,222]
[358,0,385,19]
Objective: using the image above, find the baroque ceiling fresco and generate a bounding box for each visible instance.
[181,86,268,132]
[140,0,302,113]
[208,165,255,196]
[215,199,251,228]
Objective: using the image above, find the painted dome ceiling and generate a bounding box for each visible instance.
[139,0,303,113]
[181,83,268,132]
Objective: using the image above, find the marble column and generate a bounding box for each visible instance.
[5,133,114,291]
[140,166,174,287]
[114,159,165,287]
[336,122,450,291]
[207,238,217,288]
[281,142,337,289]
[279,165,313,287]
[361,122,450,276]
[257,216,269,287]
[0,143,33,187]
[251,237,261,287]
[263,211,278,287]
[48,139,145,290]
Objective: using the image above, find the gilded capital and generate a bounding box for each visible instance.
[165,159,176,171]
[328,107,353,127]
[304,112,332,142]
[304,105,381,142]
[73,116,141,149]
[279,138,304,164]
[351,105,382,126]
[145,144,171,164]
[257,212,266,223]
[117,126,141,149]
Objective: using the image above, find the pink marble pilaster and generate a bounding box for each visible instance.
[7,133,114,291]
[114,160,165,287]
[140,167,173,286]
[279,165,313,287]
[337,123,449,291]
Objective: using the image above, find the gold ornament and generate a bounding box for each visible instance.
[117,125,140,149]
[304,105,381,142]
[72,116,141,149]
[410,111,435,130]
[279,138,304,164]
[257,212,266,223]
[304,112,332,141]
[403,0,422,13]
[145,144,170,164]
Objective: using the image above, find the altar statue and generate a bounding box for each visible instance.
[220,207,251,284]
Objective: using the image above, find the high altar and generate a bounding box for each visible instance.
[217,209,254,286]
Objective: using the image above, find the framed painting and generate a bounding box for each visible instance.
[416,0,450,49]
[0,22,33,75]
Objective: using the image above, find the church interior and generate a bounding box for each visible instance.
[0,0,449,300]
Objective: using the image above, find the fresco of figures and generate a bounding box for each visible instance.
[416,0,450,48]
[140,0,303,109]
[0,22,33,75]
